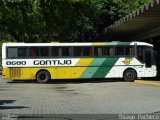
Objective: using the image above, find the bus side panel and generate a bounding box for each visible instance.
[2,68,9,79]
[2,67,32,80]
[2,67,59,80]
[29,67,91,79]
[30,68,58,80]
[56,67,72,79]
[105,66,138,78]
[51,67,89,79]
[71,67,88,79]
[79,58,119,78]
[105,58,145,78]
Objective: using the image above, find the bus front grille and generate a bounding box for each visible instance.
[9,68,21,78]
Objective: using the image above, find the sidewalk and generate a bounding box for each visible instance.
[134,80,160,86]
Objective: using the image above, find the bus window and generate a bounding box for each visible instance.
[115,47,125,56]
[7,47,27,58]
[94,47,103,56]
[73,47,83,56]
[83,47,92,56]
[104,47,113,56]
[61,47,71,56]
[137,47,144,62]
[18,48,27,58]
[40,47,49,57]
[30,47,39,57]
[7,48,18,58]
[125,47,133,56]
[52,47,60,57]
[144,49,152,67]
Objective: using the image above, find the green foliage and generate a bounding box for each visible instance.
[0,0,44,42]
[39,0,99,42]
[95,0,129,31]
[133,0,151,10]
[0,0,129,42]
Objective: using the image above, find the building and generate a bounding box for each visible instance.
[105,0,160,77]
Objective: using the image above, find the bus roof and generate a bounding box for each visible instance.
[2,41,153,47]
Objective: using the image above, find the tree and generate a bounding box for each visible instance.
[0,0,44,42]
[0,0,129,42]
[133,0,151,10]
[93,0,129,41]
[39,0,100,42]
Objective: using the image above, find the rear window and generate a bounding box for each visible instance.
[7,47,27,58]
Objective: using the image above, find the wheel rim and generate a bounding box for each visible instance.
[126,72,133,79]
[39,74,46,80]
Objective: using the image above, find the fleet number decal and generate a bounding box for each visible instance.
[6,61,26,65]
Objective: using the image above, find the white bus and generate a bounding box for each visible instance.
[2,41,157,83]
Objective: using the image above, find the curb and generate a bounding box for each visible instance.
[134,80,160,87]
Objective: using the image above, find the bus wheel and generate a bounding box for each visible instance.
[123,69,137,82]
[36,70,50,83]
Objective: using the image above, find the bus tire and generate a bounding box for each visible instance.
[36,70,50,83]
[123,69,137,82]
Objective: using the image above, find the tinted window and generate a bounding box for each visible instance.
[30,47,39,57]
[125,47,133,56]
[7,48,18,58]
[73,47,92,57]
[83,47,92,56]
[115,47,125,55]
[144,50,152,67]
[7,47,27,58]
[52,47,61,57]
[137,47,144,62]
[94,47,103,56]
[73,47,83,56]
[104,47,113,56]
[40,47,50,57]
[61,47,71,56]
[18,48,27,57]
[52,47,71,57]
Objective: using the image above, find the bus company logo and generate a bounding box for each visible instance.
[123,59,132,65]
[33,60,72,66]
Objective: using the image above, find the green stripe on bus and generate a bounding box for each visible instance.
[117,42,131,45]
[91,58,118,78]
[105,42,131,46]
[105,42,119,46]
[80,58,106,78]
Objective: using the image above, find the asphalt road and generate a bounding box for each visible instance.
[0,76,160,119]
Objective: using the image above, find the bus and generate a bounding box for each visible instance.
[2,41,157,83]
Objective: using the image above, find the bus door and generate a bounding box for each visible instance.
[144,49,154,77]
